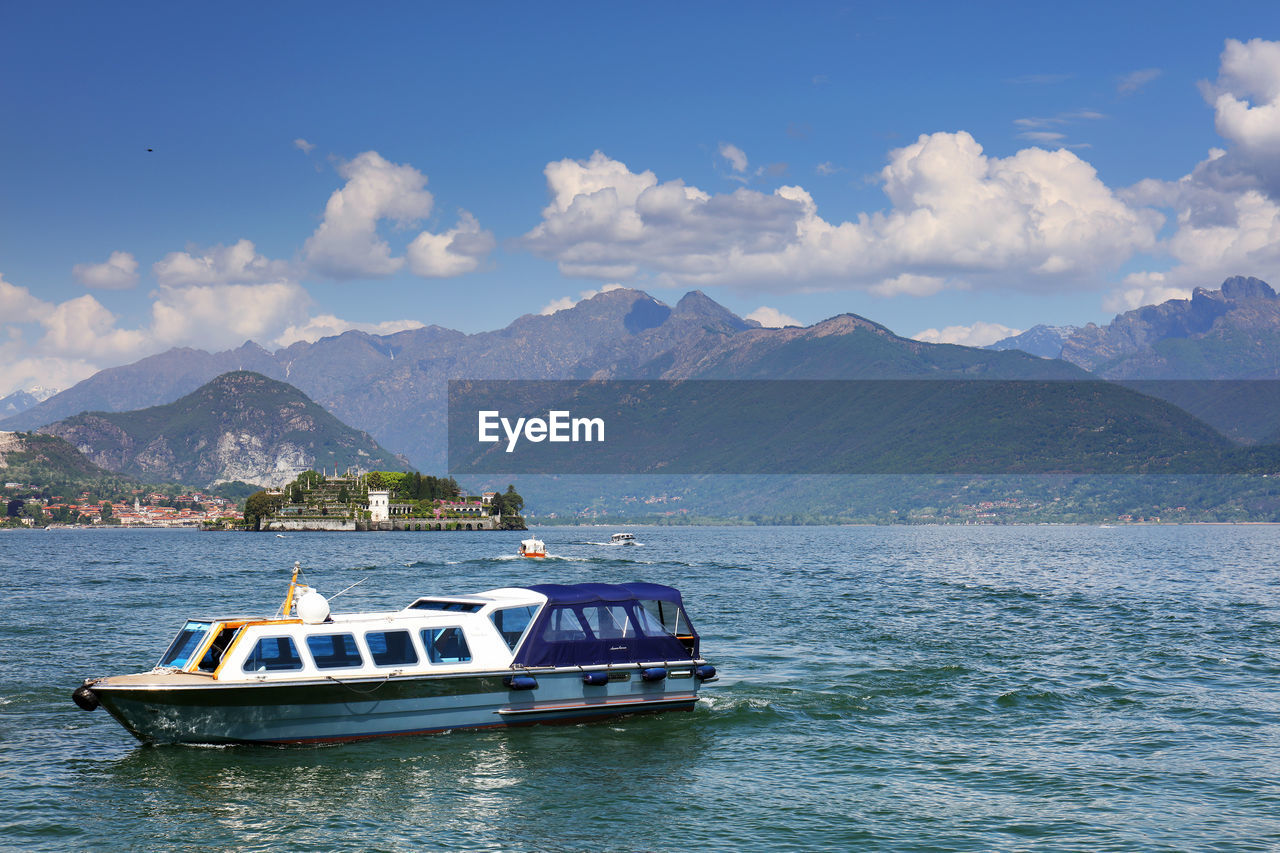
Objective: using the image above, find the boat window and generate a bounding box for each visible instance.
[422,627,472,663]
[580,605,634,640]
[632,604,669,637]
[306,633,365,669]
[638,600,688,637]
[540,607,587,642]
[241,636,304,672]
[409,599,483,613]
[197,626,243,673]
[490,605,538,651]
[159,621,212,668]
[365,630,418,667]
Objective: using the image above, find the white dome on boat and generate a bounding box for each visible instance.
[297,589,330,624]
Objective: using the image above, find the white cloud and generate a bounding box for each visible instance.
[719,142,748,173]
[815,161,843,176]
[538,283,623,315]
[0,274,54,323]
[0,268,435,395]
[273,315,425,348]
[1,275,148,368]
[154,239,293,287]
[745,306,801,327]
[1118,68,1162,95]
[1103,272,1193,313]
[294,138,316,154]
[0,273,319,394]
[405,210,496,278]
[40,294,149,359]
[1120,39,1280,292]
[0,353,98,399]
[1,147,499,393]
[522,139,1159,294]
[913,321,1021,347]
[149,282,311,351]
[301,151,492,280]
[1013,111,1103,145]
[302,151,436,279]
[1019,131,1066,144]
[869,274,950,297]
[73,251,139,290]
[1207,38,1280,161]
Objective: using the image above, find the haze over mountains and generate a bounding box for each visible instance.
[4,277,1277,473]
[0,385,59,419]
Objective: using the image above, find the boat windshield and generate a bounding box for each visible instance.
[409,599,483,613]
[491,605,539,650]
[159,621,213,668]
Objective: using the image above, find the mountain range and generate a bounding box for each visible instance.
[4,276,1278,477]
[990,276,1280,378]
[3,288,1085,470]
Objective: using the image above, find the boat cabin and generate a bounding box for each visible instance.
[152,583,700,683]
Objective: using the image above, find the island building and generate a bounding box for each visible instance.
[261,472,507,532]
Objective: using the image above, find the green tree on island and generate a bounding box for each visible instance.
[243,491,285,531]
[503,484,524,515]
[496,484,526,530]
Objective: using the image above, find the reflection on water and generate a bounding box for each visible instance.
[76,713,711,851]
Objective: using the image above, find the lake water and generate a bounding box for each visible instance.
[3,524,1279,851]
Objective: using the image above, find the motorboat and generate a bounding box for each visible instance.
[71,565,716,745]
[610,532,637,544]
[517,537,546,558]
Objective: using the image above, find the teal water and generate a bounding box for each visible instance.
[3,525,1279,851]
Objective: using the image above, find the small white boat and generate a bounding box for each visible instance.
[610,532,637,544]
[71,565,716,745]
[517,538,546,558]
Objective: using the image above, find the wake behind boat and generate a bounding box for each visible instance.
[71,565,716,745]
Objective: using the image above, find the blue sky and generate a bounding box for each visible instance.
[3,2,1280,395]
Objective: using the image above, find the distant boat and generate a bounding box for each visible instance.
[610,532,637,544]
[276,534,285,538]
[518,538,546,558]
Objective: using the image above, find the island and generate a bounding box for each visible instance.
[244,469,526,532]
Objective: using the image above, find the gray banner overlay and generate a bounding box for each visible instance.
[447,380,1280,475]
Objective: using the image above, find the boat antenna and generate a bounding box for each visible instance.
[277,560,303,618]
[327,577,369,601]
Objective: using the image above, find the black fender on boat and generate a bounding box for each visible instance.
[72,682,100,712]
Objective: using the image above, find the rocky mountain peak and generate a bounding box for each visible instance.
[671,290,751,331]
[38,370,404,487]
[1219,276,1277,301]
[807,313,896,338]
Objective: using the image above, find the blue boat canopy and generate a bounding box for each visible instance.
[513,583,700,668]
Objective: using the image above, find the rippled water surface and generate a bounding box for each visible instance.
[3,525,1280,851]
